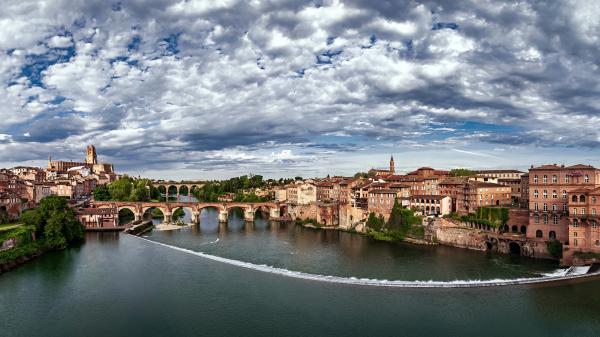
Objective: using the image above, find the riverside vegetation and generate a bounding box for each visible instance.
[366,199,424,242]
[0,196,84,271]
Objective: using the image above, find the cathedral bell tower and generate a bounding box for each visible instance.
[86,144,98,165]
[390,155,395,174]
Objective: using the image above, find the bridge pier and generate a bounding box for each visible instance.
[218,210,228,223]
[191,212,200,224]
[269,208,280,221]
[164,213,172,223]
[244,208,254,222]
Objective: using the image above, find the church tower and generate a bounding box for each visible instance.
[86,144,97,165]
[390,155,395,174]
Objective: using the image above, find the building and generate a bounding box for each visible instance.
[475,169,524,180]
[286,182,317,205]
[408,195,452,216]
[77,207,118,229]
[456,181,512,214]
[567,187,600,254]
[274,188,287,202]
[48,144,114,175]
[367,189,397,220]
[371,156,395,176]
[527,164,600,246]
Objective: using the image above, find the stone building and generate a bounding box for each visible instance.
[456,181,512,214]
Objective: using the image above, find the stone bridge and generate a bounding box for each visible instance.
[152,182,205,201]
[91,201,286,223]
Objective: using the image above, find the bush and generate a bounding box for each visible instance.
[366,212,385,231]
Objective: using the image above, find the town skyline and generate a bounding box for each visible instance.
[1,1,600,179]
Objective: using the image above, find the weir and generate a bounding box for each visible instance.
[132,235,600,289]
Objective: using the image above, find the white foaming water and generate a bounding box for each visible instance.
[134,236,599,288]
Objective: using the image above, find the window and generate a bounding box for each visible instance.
[543,175,548,183]
[543,190,547,198]
[565,175,570,183]
[534,215,540,224]
[592,221,597,229]
[536,230,543,238]
[543,203,548,211]
[563,204,568,211]
[563,190,567,199]
[543,214,548,224]
[593,197,597,204]
[534,175,538,183]
[595,240,600,246]
[534,190,539,198]
[534,203,539,211]
[553,214,559,224]
[572,195,578,203]
[585,174,589,183]
[573,220,578,227]
[573,208,577,215]
[574,232,578,237]
[581,208,586,215]
[552,175,557,183]
[552,204,557,211]
[549,231,556,240]
[574,239,578,246]
[593,208,597,216]
[552,190,557,199]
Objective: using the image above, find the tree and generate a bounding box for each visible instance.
[20,196,85,249]
[449,168,475,177]
[108,176,134,201]
[93,185,110,201]
[354,172,369,179]
[366,212,385,231]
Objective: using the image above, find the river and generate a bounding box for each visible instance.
[0,208,599,336]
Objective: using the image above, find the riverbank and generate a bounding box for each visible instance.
[297,222,433,246]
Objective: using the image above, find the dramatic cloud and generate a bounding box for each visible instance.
[0,0,599,178]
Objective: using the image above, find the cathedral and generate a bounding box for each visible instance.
[371,156,395,176]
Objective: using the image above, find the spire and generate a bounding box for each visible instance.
[390,155,395,173]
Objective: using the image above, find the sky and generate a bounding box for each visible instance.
[1,0,600,180]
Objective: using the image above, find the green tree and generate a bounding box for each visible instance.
[108,176,134,201]
[20,196,85,249]
[93,185,111,201]
[366,212,385,231]
[449,168,475,177]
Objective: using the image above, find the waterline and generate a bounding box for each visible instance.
[134,235,600,288]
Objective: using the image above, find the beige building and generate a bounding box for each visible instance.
[409,195,452,216]
[286,182,317,205]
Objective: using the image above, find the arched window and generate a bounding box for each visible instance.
[572,195,578,203]
[534,175,538,183]
[543,175,548,183]
[580,195,586,203]
[511,225,518,233]
[520,225,526,234]
[549,231,556,240]
[536,230,543,238]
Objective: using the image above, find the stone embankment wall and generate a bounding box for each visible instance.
[433,218,489,251]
